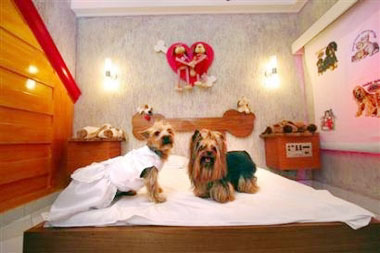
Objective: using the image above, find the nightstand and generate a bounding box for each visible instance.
[261,133,320,170]
[66,139,123,175]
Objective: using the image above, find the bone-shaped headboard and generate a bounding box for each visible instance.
[132,110,255,140]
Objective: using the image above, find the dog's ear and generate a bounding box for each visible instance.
[139,129,151,139]
[214,131,225,140]
[192,130,200,141]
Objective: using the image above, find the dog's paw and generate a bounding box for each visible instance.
[153,194,166,203]
[194,190,209,198]
[193,185,210,198]
[210,182,235,203]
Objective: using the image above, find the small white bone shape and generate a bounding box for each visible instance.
[154,40,168,54]
[203,75,217,87]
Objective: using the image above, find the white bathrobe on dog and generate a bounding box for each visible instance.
[48,146,163,222]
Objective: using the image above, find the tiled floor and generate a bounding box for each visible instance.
[1,183,379,253]
[0,192,59,253]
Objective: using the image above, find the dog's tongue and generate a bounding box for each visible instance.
[205,157,211,162]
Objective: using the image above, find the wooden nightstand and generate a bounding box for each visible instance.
[66,139,123,175]
[261,133,320,170]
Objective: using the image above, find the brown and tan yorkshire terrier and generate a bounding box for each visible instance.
[121,120,175,203]
[48,121,175,223]
[188,129,258,203]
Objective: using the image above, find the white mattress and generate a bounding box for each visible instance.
[46,155,374,229]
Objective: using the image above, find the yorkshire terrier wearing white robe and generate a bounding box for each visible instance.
[48,121,174,223]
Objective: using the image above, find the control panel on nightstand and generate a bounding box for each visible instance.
[286,142,312,158]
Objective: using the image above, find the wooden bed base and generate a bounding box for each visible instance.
[24,220,380,253]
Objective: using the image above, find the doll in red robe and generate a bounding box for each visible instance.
[189,43,209,86]
[174,45,192,91]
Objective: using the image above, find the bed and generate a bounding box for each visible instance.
[24,110,380,252]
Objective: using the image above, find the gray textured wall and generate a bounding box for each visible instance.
[74,13,305,168]
[298,0,339,36]
[32,0,77,75]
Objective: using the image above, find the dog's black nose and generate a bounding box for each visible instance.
[162,136,171,144]
[207,151,213,156]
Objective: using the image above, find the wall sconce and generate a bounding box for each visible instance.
[104,58,119,91]
[105,58,117,80]
[264,55,279,89]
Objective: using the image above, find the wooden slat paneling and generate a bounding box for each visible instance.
[0,175,48,206]
[0,68,53,114]
[0,106,53,144]
[0,0,76,212]
[0,0,41,50]
[51,81,74,187]
[0,144,51,163]
[0,28,57,86]
[0,157,50,185]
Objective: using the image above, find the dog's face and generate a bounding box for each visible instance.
[353,86,367,102]
[138,104,153,115]
[326,42,337,56]
[141,121,175,152]
[143,104,153,115]
[189,129,227,183]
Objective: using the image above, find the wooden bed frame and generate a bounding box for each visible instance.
[24,110,380,252]
[24,219,380,253]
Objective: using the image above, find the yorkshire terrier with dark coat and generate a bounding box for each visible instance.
[188,129,258,203]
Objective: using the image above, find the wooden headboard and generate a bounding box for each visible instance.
[132,109,255,140]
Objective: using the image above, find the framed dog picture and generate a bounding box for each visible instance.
[304,0,380,153]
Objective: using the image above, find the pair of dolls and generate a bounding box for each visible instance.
[173,43,209,91]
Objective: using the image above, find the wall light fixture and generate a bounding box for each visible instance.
[104,58,119,91]
[264,55,279,89]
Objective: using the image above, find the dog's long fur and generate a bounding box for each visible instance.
[188,129,258,203]
[138,121,175,203]
[353,86,380,117]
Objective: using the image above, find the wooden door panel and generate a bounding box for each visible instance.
[0,175,48,203]
[0,68,53,114]
[0,157,50,185]
[0,144,51,163]
[0,28,57,86]
[0,106,53,143]
[0,0,41,49]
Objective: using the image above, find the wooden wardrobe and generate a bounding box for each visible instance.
[0,0,80,212]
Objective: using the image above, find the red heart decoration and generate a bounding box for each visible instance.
[166,42,214,85]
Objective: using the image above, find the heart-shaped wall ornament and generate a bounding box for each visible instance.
[166,42,214,86]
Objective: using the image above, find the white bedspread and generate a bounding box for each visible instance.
[46,155,374,229]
